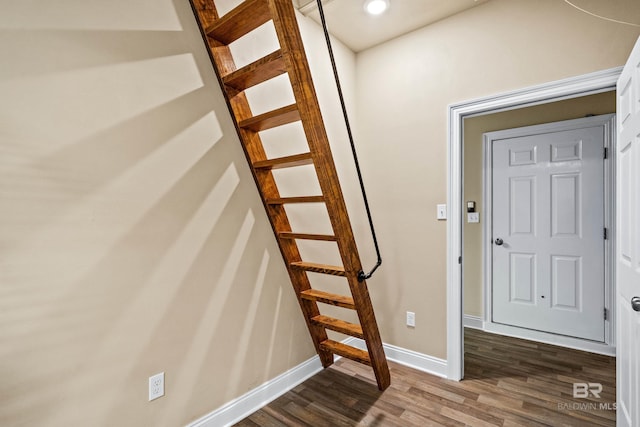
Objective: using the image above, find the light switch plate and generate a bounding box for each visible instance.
[437,204,447,220]
[467,212,480,223]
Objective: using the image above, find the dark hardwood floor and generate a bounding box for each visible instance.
[234,329,616,426]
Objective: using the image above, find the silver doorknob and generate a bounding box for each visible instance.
[495,238,504,246]
[632,297,640,312]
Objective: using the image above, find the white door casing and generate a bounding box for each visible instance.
[447,67,621,381]
[488,118,608,342]
[616,36,640,427]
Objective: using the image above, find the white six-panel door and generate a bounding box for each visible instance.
[616,36,640,427]
[491,120,606,341]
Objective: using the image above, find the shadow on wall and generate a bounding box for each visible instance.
[0,1,311,426]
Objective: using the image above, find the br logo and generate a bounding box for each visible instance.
[573,383,603,399]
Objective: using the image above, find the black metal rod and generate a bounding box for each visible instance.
[315,0,382,283]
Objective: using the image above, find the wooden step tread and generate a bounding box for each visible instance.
[205,0,271,45]
[300,289,355,309]
[253,152,313,170]
[279,232,336,241]
[191,0,391,392]
[291,262,345,276]
[223,50,287,91]
[320,340,371,366]
[239,104,300,132]
[312,315,363,339]
[266,196,324,204]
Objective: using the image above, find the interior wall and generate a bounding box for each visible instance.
[2,0,639,424]
[355,0,640,359]
[463,91,616,319]
[0,1,355,426]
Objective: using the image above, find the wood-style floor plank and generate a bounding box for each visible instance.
[234,328,616,426]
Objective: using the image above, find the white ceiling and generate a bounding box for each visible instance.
[293,0,490,52]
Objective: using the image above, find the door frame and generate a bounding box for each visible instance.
[482,115,616,354]
[446,67,622,380]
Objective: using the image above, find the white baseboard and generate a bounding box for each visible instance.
[461,315,615,356]
[463,315,484,330]
[342,337,448,378]
[187,340,448,427]
[187,356,323,427]
[483,322,616,357]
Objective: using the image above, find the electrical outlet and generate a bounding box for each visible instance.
[406,311,415,327]
[437,204,447,220]
[149,372,164,401]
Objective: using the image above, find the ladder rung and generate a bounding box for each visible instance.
[223,50,287,91]
[266,196,324,205]
[291,262,345,276]
[205,0,271,45]
[312,315,363,339]
[320,340,371,366]
[239,104,300,132]
[279,232,336,241]
[254,153,313,170]
[300,289,355,310]
[191,0,391,392]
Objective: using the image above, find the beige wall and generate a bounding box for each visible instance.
[463,92,616,318]
[355,0,640,359]
[3,0,640,424]
[0,1,355,426]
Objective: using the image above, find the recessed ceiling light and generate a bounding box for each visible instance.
[364,0,389,15]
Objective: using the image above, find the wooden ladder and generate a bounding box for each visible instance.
[190,0,390,390]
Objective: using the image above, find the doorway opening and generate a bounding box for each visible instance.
[467,108,616,355]
[446,67,622,381]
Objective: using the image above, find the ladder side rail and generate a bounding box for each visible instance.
[190,0,334,368]
[268,0,390,390]
[267,0,362,276]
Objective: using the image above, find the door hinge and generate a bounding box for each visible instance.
[604,147,608,159]
[604,228,608,240]
[458,256,462,264]
[604,308,608,320]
